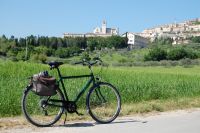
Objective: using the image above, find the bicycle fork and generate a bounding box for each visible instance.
[95,86,107,103]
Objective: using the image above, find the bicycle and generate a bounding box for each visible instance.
[22,58,121,127]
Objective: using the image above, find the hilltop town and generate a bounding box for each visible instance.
[124,18,200,48]
[139,18,200,44]
[63,18,200,49]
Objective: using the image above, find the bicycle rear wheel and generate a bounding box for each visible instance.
[87,82,121,123]
[22,85,64,127]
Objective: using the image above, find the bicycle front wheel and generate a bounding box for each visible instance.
[22,85,64,127]
[86,82,121,123]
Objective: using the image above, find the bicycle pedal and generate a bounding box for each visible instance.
[76,111,84,116]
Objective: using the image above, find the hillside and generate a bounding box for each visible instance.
[141,18,200,44]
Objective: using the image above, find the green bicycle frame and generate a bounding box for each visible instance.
[55,67,96,103]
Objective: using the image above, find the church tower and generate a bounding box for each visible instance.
[101,20,107,34]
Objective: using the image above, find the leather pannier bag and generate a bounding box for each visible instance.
[32,76,58,96]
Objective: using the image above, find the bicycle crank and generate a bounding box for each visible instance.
[64,101,84,116]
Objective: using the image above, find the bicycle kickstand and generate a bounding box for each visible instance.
[63,111,67,125]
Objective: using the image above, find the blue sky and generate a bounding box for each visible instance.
[0,0,199,38]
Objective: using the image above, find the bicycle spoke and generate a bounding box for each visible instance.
[87,82,121,123]
[22,87,64,127]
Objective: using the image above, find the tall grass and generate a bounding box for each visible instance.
[1,60,200,117]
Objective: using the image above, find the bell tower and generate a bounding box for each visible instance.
[102,20,107,34]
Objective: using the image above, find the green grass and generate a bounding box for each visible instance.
[52,49,149,66]
[1,59,200,117]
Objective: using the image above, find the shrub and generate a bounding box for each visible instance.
[167,47,188,60]
[167,47,198,60]
[38,54,47,63]
[81,51,91,61]
[191,36,200,43]
[186,49,198,59]
[191,59,200,65]
[6,50,16,57]
[159,60,171,67]
[179,58,193,66]
[30,54,47,63]
[144,47,167,61]
[168,61,179,66]
[55,48,70,58]
[118,58,128,63]
[16,51,27,61]
[144,61,160,66]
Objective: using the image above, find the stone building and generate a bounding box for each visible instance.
[63,20,119,38]
[141,18,200,44]
[122,32,148,49]
[93,20,119,35]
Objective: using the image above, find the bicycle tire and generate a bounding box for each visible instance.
[86,82,121,124]
[22,85,64,127]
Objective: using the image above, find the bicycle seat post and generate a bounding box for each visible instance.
[48,61,64,78]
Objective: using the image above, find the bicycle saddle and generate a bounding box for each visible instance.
[48,61,63,68]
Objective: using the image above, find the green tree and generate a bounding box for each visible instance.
[75,37,87,49]
[145,47,167,61]
[107,36,127,49]
[0,35,10,55]
[38,36,49,47]
[49,37,58,49]
[167,47,198,60]
[87,38,98,51]
[191,36,200,43]
[16,51,27,61]
[81,51,91,61]
[18,38,26,47]
[27,35,37,46]
[34,46,49,55]
[30,54,47,63]
[55,48,70,58]
[167,47,188,60]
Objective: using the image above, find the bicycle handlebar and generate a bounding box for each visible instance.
[74,61,83,65]
[47,58,102,70]
[74,57,102,67]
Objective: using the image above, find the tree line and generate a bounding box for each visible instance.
[145,36,200,61]
[0,35,127,62]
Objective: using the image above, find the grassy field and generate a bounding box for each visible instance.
[1,59,200,117]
